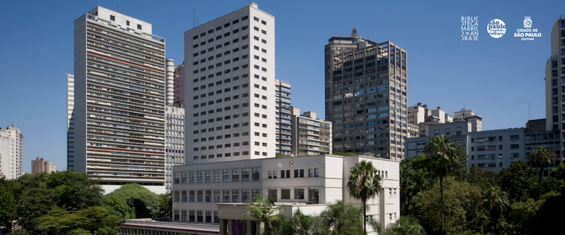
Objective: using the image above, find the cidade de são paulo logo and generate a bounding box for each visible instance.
[487,19,506,38]
[514,16,542,41]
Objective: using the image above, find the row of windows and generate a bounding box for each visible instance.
[193,84,248,98]
[267,168,320,178]
[192,16,248,40]
[193,35,247,58]
[173,168,261,183]
[193,150,268,159]
[173,209,218,224]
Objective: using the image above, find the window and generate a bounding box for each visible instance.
[223,169,230,182]
[295,188,304,199]
[206,211,212,223]
[197,190,203,202]
[174,191,180,202]
[189,191,195,202]
[242,189,250,202]
[214,170,221,182]
[182,191,187,202]
[232,190,240,202]
[314,168,319,177]
[214,190,221,202]
[189,172,195,183]
[223,190,230,202]
[281,189,290,199]
[189,210,195,222]
[242,168,250,181]
[110,15,115,21]
[300,169,304,177]
[174,210,179,221]
[252,168,261,181]
[137,24,142,30]
[197,172,204,183]
[126,20,130,26]
[232,169,240,182]
[205,190,212,202]
[197,211,203,222]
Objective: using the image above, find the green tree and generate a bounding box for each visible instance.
[499,161,538,202]
[104,183,161,218]
[103,196,134,220]
[153,193,172,218]
[548,162,565,180]
[423,135,460,234]
[319,200,363,235]
[18,187,53,234]
[466,165,500,190]
[400,156,434,216]
[530,192,564,235]
[369,216,427,235]
[37,206,122,235]
[529,146,557,199]
[347,160,382,235]
[49,171,103,211]
[242,195,285,234]
[0,177,16,228]
[415,177,483,235]
[482,186,509,235]
[291,209,312,235]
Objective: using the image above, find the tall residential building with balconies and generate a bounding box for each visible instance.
[325,29,407,160]
[67,73,75,169]
[184,2,276,164]
[0,126,23,179]
[545,18,565,165]
[275,79,292,155]
[291,108,332,156]
[72,6,166,194]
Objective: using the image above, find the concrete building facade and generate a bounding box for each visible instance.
[165,106,185,192]
[0,126,23,179]
[325,30,408,160]
[174,63,186,107]
[290,108,332,156]
[184,3,276,164]
[172,154,399,235]
[405,119,561,173]
[31,157,56,174]
[545,18,565,165]
[275,79,292,155]
[72,6,166,194]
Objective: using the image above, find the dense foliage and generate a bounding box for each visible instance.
[400,138,564,235]
[0,171,171,234]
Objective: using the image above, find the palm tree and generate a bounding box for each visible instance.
[424,135,458,235]
[347,160,382,235]
[320,200,363,235]
[482,186,509,235]
[242,195,284,234]
[529,146,556,199]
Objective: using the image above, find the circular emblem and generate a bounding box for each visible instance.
[487,19,506,38]
[523,16,532,28]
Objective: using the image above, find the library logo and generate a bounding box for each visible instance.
[487,19,506,38]
[461,16,479,41]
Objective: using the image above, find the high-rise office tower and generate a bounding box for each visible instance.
[325,29,407,160]
[165,106,185,192]
[184,2,276,164]
[275,79,292,155]
[545,17,565,164]
[0,126,23,179]
[73,6,166,194]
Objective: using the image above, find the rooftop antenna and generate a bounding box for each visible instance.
[351,26,358,38]
[193,8,195,28]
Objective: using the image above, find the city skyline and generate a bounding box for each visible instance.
[1,0,564,173]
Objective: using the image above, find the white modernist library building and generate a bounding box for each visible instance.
[172,154,399,235]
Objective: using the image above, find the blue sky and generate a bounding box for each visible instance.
[0,0,563,173]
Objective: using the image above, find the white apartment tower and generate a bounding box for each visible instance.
[0,126,23,179]
[165,106,185,192]
[73,6,166,194]
[67,73,75,169]
[184,3,276,164]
